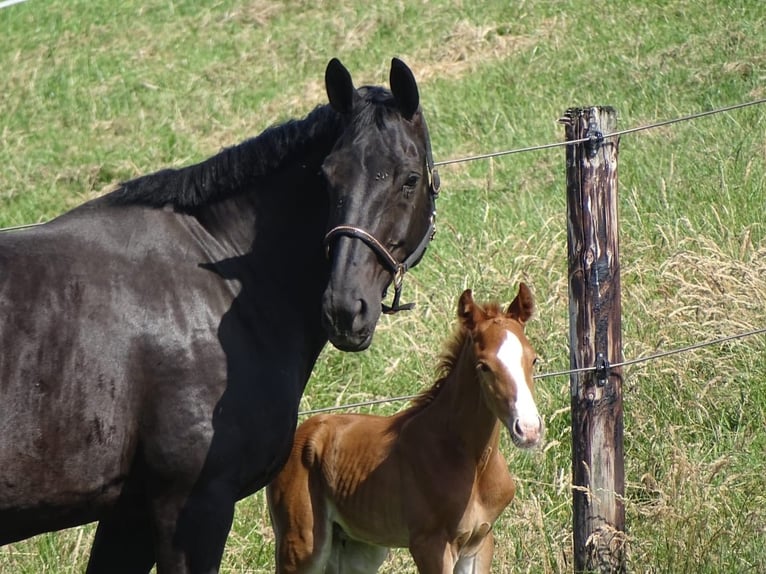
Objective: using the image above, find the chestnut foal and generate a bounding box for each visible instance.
[267,284,544,573]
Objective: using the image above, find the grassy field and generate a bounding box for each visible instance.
[2,0,765,572]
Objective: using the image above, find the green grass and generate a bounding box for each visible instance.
[2,0,766,572]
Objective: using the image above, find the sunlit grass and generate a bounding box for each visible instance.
[1,0,765,572]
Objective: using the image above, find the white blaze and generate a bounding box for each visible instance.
[496,331,540,434]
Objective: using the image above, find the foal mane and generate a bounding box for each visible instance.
[408,301,505,412]
[106,104,343,210]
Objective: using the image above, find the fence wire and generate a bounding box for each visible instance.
[3,89,765,418]
[434,97,766,167]
[0,0,29,10]
[299,325,766,416]
[3,97,765,233]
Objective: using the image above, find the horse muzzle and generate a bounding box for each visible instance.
[321,284,381,352]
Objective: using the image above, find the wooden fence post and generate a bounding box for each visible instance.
[560,107,626,573]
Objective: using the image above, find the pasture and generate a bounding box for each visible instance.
[1,0,765,572]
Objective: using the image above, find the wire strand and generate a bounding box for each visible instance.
[3,92,765,416]
[611,326,766,370]
[298,325,766,416]
[3,97,766,232]
[433,97,766,167]
[299,394,419,416]
[0,0,29,10]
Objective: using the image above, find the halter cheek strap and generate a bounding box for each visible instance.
[323,195,435,314]
[324,113,439,314]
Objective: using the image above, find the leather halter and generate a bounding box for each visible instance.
[323,114,440,314]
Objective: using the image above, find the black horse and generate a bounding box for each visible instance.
[0,58,439,573]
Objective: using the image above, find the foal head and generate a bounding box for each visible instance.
[321,58,438,352]
[458,283,544,449]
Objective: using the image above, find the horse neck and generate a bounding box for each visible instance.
[428,335,501,457]
[191,113,342,255]
[109,104,343,256]
[194,168,327,257]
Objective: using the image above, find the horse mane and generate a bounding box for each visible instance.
[351,86,402,130]
[408,301,505,412]
[105,103,343,210]
[105,85,401,211]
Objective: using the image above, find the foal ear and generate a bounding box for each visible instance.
[458,289,484,331]
[507,282,535,325]
[326,58,356,114]
[389,58,419,121]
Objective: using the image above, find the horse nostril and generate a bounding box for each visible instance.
[356,297,368,318]
[513,418,524,439]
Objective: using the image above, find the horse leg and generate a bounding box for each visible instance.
[150,482,236,574]
[86,498,156,573]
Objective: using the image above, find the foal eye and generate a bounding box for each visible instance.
[476,362,491,373]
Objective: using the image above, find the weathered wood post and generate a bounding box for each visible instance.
[560,107,626,573]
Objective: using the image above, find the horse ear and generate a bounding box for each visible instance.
[389,58,419,121]
[507,282,535,325]
[325,58,356,114]
[458,289,483,331]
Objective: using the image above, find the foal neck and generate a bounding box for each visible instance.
[430,335,502,458]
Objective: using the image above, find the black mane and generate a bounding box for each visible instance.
[106,103,344,210]
[351,85,401,130]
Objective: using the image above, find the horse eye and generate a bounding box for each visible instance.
[403,174,419,188]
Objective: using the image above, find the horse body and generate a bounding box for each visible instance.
[0,154,327,550]
[0,58,437,573]
[268,284,544,574]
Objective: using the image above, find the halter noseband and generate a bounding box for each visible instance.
[323,116,440,315]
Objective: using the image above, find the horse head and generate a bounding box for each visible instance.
[458,283,544,449]
[321,58,438,351]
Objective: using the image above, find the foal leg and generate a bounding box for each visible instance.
[272,515,333,574]
[271,502,333,573]
[269,479,333,573]
[327,528,388,574]
[454,532,494,574]
[409,537,455,574]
